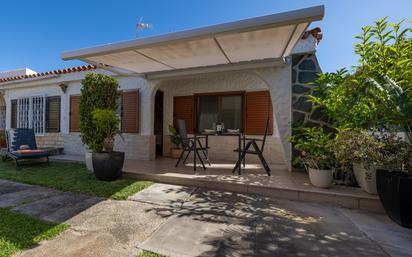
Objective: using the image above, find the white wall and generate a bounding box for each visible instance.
[155,65,292,166]
[1,65,292,165]
[2,69,156,160]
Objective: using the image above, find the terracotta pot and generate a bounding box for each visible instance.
[308,168,333,188]
[170,148,183,158]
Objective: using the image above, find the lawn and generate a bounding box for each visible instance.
[0,208,68,257]
[0,161,152,200]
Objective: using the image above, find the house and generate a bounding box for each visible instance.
[0,5,325,170]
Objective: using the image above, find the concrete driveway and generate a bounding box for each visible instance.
[1,180,411,257]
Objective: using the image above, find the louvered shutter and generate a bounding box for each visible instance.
[11,100,17,129]
[173,96,194,134]
[46,96,61,132]
[69,95,80,132]
[121,90,139,133]
[245,91,273,135]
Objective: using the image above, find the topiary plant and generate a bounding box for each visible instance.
[79,73,119,150]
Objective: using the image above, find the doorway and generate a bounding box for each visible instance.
[154,90,164,157]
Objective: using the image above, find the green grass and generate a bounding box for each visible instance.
[136,251,167,257]
[0,161,152,200]
[0,208,68,257]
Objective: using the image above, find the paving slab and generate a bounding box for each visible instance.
[0,187,58,208]
[141,188,392,257]
[11,191,104,223]
[0,179,34,195]
[128,183,196,208]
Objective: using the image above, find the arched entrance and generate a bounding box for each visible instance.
[154,90,164,157]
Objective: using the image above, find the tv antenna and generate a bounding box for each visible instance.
[136,17,153,37]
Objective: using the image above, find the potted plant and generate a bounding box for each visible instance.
[333,129,384,194]
[289,127,335,188]
[90,109,124,181]
[168,125,182,158]
[370,77,412,227]
[79,73,119,171]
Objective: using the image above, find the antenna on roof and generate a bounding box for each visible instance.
[136,17,153,38]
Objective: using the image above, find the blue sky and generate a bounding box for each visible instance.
[1,0,411,73]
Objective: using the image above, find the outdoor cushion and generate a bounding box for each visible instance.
[14,149,45,154]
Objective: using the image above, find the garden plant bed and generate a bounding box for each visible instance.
[0,161,152,200]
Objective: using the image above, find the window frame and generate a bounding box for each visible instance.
[194,91,245,133]
[10,95,62,134]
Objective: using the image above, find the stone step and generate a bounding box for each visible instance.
[123,171,384,214]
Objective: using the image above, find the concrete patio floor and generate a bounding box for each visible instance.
[2,180,411,257]
[50,155,384,213]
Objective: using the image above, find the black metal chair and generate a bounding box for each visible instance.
[175,119,210,170]
[4,128,49,169]
[233,117,271,176]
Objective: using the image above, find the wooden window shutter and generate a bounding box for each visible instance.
[173,96,194,134]
[121,90,139,133]
[69,95,80,132]
[46,96,61,132]
[11,100,17,129]
[245,91,273,135]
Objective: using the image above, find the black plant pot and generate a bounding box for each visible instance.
[92,151,125,181]
[376,169,412,228]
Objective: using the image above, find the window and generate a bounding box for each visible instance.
[196,93,243,132]
[11,96,61,134]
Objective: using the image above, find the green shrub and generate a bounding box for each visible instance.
[91,109,120,152]
[80,73,119,149]
[334,129,409,171]
[310,17,412,131]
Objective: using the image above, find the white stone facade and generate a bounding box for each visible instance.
[0,64,293,167]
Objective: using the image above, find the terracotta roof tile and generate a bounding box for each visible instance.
[0,64,97,83]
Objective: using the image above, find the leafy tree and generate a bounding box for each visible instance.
[79,73,119,149]
[311,17,411,131]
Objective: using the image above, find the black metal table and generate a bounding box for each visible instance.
[193,132,242,175]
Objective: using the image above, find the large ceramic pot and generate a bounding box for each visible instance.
[308,168,333,188]
[85,151,94,171]
[170,148,183,159]
[376,169,412,228]
[353,162,377,194]
[92,151,124,181]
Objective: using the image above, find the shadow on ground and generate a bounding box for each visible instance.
[142,185,389,257]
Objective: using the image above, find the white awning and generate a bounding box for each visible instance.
[61,5,324,75]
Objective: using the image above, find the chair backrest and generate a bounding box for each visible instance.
[6,128,38,152]
[176,119,191,149]
[260,116,271,152]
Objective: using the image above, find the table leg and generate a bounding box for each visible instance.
[238,133,241,175]
[206,135,209,164]
[193,134,197,171]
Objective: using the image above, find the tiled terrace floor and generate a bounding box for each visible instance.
[51,155,383,213]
